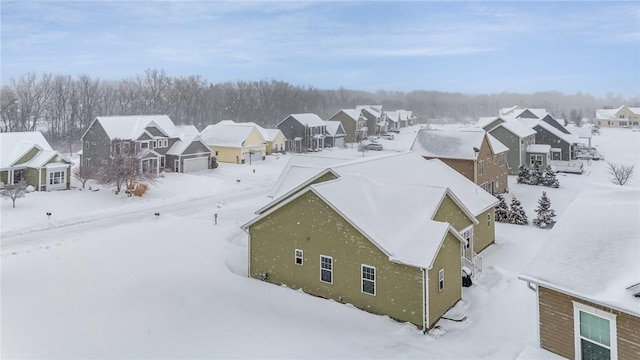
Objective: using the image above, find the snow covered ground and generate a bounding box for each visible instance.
[2,125,638,358]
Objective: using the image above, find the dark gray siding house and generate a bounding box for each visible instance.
[277,114,327,153]
[485,122,537,175]
[533,123,577,161]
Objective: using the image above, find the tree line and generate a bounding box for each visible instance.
[2,68,637,148]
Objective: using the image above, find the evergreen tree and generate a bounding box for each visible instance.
[534,191,556,228]
[530,163,543,185]
[494,194,509,223]
[542,165,560,188]
[516,165,531,184]
[508,196,529,225]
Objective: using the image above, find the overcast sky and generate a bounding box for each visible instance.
[2,1,639,97]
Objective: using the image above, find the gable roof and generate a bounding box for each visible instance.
[536,120,578,144]
[411,128,491,160]
[268,151,496,216]
[246,173,466,269]
[396,110,414,120]
[497,121,537,139]
[200,121,265,148]
[85,115,177,140]
[520,187,640,317]
[166,125,210,156]
[325,121,345,136]
[1,132,55,168]
[330,109,363,122]
[487,133,509,154]
[386,111,399,123]
[516,108,548,119]
[356,105,382,118]
[278,113,326,128]
[595,106,625,120]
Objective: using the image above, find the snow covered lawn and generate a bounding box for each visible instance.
[2,126,638,358]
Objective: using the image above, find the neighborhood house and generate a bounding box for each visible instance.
[0,131,72,191]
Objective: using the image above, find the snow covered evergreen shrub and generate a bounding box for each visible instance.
[516,165,530,184]
[542,165,560,188]
[494,194,509,223]
[508,196,528,225]
[533,191,556,229]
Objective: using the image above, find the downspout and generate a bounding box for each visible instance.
[535,284,541,348]
[422,268,428,333]
[247,233,252,278]
[38,168,42,191]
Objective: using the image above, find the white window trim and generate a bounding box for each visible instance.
[479,160,484,176]
[361,264,376,296]
[295,249,303,266]
[320,255,333,284]
[460,225,473,250]
[438,269,445,292]
[573,301,617,360]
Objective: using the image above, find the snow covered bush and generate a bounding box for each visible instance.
[508,196,528,225]
[494,194,509,223]
[533,191,556,229]
[541,165,559,188]
[516,165,530,184]
[516,164,559,188]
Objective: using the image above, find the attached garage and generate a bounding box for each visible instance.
[183,157,208,173]
[244,151,263,164]
[334,137,345,148]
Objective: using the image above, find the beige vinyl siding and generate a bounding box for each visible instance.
[538,286,640,359]
[473,208,495,254]
[249,190,426,328]
[432,194,473,232]
[427,232,462,328]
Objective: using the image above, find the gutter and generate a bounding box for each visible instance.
[422,268,429,333]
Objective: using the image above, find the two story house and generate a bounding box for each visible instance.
[327,109,368,143]
[277,113,327,153]
[480,117,537,175]
[410,128,510,194]
[356,105,386,135]
[80,115,211,175]
[596,106,640,128]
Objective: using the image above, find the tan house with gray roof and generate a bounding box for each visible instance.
[411,129,509,194]
[243,168,477,331]
[520,187,640,360]
[596,106,640,128]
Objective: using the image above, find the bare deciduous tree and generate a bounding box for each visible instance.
[1,181,27,208]
[73,165,95,189]
[607,162,635,186]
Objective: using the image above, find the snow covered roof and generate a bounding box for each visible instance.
[200,121,265,148]
[325,121,344,137]
[396,110,415,120]
[269,151,496,216]
[309,175,464,269]
[478,116,504,128]
[629,107,640,114]
[520,187,640,317]
[410,128,489,160]
[249,172,466,269]
[517,108,548,119]
[166,125,209,156]
[331,109,362,122]
[487,133,509,154]
[536,121,579,144]
[595,106,624,120]
[499,106,519,116]
[282,113,326,128]
[386,111,399,123]
[356,105,382,118]
[527,144,551,153]
[260,128,282,142]
[0,132,55,168]
[23,150,71,168]
[498,121,537,138]
[89,115,177,140]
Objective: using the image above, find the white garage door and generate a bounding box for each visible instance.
[244,151,263,164]
[334,137,345,148]
[183,157,208,173]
